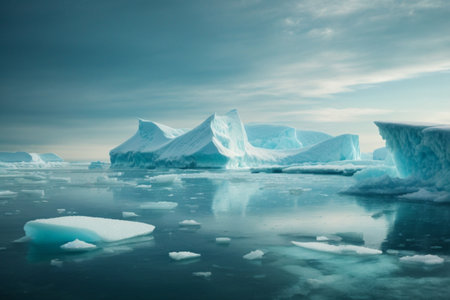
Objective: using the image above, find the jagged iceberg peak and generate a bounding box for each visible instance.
[110,109,361,169]
[375,121,450,190]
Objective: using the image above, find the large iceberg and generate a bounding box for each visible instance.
[375,121,450,190]
[110,110,360,169]
[24,216,155,244]
[245,124,303,149]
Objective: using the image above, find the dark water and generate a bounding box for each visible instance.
[0,166,449,299]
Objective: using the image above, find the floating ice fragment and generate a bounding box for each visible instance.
[316,236,329,241]
[291,241,381,255]
[57,209,66,214]
[136,184,152,189]
[178,219,201,226]
[147,174,178,184]
[60,239,97,252]
[243,249,264,260]
[169,251,201,261]
[193,272,211,278]
[50,259,63,267]
[122,211,139,218]
[24,216,155,243]
[21,189,45,198]
[49,177,71,183]
[400,254,444,265]
[215,237,231,245]
[0,190,18,198]
[139,201,178,210]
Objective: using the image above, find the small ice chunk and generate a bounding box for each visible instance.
[291,241,381,255]
[57,208,66,214]
[122,211,139,218]
[24,216,155,243]
[193,272,211,278]
[400,254,444,265]
[140,201,178,210]
[21,189,45,198]
[60,239,97,252]
[316,236,329,241]
[178,219,201,226]
[136,184,152,189]
[50,259,63,267]
[0,190,18,198]
[215,237,231,245]
[243,249,264,260]
[169,251,201,261]
[147,174,178,184]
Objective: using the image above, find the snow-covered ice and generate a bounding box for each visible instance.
[243,249,264,260]
[110,109,361,169]
[399,254,444,265]
[291,241,382,255]
[169,251,201,261]
[139,201,178,210]
[60,239,97,251]
[24,216,155,243]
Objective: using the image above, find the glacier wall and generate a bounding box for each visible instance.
[375,122,450,190]
[110,110,361,169]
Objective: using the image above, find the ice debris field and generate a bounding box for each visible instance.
[0,110,449,299]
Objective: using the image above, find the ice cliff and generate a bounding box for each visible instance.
[110,110,360,169]
[375,122,450,190]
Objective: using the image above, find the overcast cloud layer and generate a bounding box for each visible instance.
[1,0,449,160]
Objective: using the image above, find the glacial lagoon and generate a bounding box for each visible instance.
[0,165,449,299]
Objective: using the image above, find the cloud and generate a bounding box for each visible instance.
[280,108,393,122]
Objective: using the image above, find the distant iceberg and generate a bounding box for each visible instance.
[110,110,360,169]
[0,152,64,168]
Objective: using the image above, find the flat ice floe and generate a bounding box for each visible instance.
[60,239,97,251]
[139,201,178,210]
[0,190,18,198]
[122,211,139,218]
[24,216,155,243]
[291,241,382,255]
[169,251,201,261]
[21,189,45,198]
[192,271,212,278]
[243,249,264,260]
[147,174,179,184]
[178,219,201,226]
[400,254,444,265]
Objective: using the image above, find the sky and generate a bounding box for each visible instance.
[1,0,449,161]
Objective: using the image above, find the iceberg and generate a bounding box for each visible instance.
[24,216,155,243]
[169,251,201,261]
[245,124,303,149]
[139,201,178,210]
[110,110,360,169]
[372,147,388,161]
[0,152,63,163]
[215,237,231,245]
[375,121,450,190]
[178,219,201,226]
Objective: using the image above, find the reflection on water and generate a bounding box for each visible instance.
[0,167,449,299]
